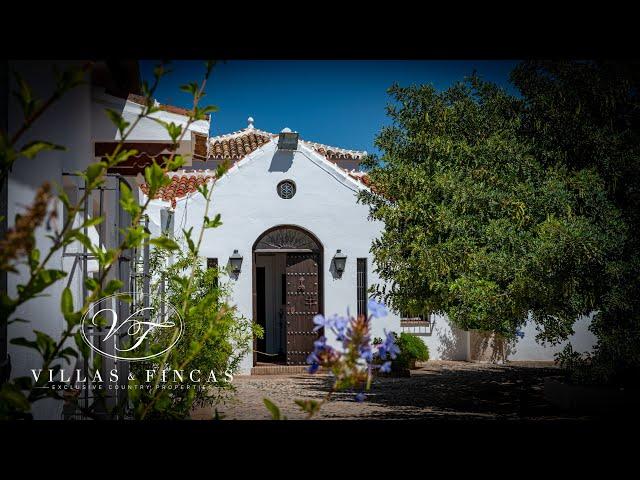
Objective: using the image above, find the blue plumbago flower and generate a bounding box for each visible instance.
[379,361,392,373]
[367,299,388,318]
[331,315,349,340]
[515,329,525,339]
[313,314,330,332]
[313,336,328,349]
[354,392,366,402]
[359,344,374,363]
[378,330,400,360]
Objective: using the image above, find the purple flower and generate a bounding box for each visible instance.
[354,392,366,402]
[379,361,392,373]
[313,336,328,349]
[378,330,400,360]
[308,362,320,374]
[313,314,330,332]
[331,315,349,339]
[367,299,388,318]
[359,345,374,363]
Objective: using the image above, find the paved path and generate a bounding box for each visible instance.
[191,360,591,420]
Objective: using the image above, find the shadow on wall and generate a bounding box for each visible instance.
[468,331,516,363]
[268,151,294,172]
[328,258,342,280]
[436,323,468,360]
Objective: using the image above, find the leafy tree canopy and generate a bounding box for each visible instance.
[360,64,632,355]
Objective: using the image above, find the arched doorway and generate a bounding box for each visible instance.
[252,226,323,366]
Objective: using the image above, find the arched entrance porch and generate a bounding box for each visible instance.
[252,226,324,366]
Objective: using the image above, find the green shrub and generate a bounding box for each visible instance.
[395,333,429,368]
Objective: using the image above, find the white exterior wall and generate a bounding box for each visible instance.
[404,314,596,362]
[7,61,93,419]
[144,141,402,374]
[507,313,596,361]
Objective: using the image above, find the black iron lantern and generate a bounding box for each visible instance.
[229,249,243,274]
[333,249,347,275]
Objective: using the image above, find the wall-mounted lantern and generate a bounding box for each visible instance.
[333,249,347,276]
[278,127,299,151]
[229,249,243,274]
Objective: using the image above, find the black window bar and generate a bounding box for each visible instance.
[357,258,368,319]
[60,173,148,420]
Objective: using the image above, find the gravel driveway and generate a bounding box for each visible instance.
[190,360,591,421]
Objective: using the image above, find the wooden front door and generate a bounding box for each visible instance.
[285,253,320,365]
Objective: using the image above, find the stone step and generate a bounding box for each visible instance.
[251,365,309,375]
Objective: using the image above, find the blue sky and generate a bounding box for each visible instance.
[140,60,520,156]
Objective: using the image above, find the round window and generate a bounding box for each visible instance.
[277,180,296,199]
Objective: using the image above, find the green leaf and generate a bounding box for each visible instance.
[12,71,39,119]
[17,269,66,301]
[166,155,185,172]
[109,148,139,167]
[105,109,130,137]
[19,141,66,160]
[197,183,209,199]
[165,122,182,143]
[84,277,99,292]
[103,279,123,295]
[61,287,73,318]
[60,346,78,362]
[182,227,195,254]
[83,161,107,187]
[29,249,40,273]
[144,161,170,196]
[54,65,86,93]
[0,383,31,412]
[149,236,180,251]
[179,82,199,96]
[10,337,39,352]
[262,398,283,420]
[204,214,222,229]
[119,182,140,216]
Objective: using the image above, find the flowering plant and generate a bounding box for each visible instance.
[264,299,399,419]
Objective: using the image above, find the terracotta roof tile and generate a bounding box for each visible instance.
[140,172,214,208]
[127,94,211,120]
[209,131,271,160]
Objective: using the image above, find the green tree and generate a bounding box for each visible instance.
[359,73,627,377]
[511,61,640,385]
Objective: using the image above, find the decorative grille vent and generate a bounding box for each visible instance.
[277,180,296,199]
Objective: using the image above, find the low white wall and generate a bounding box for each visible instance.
[407,313,597,363]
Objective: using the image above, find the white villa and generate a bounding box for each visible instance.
[138,118,597,375]
[4,61,597,419]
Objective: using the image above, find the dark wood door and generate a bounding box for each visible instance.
[285,253,320,365]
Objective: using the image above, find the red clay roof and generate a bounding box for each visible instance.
[139,128,371,205]
[127,94,211,121]
[209,131,271,160]
[140,173,214,208]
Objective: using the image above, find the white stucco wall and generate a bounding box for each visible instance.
[506,313,596,361]
[90,89,209,142]
[143,140,402,374]
[7,61,93,419]
[404,313,596,362]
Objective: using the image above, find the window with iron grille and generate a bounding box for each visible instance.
[357,258,367,318]
[207,258,219,289]
[277,180,296,199]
